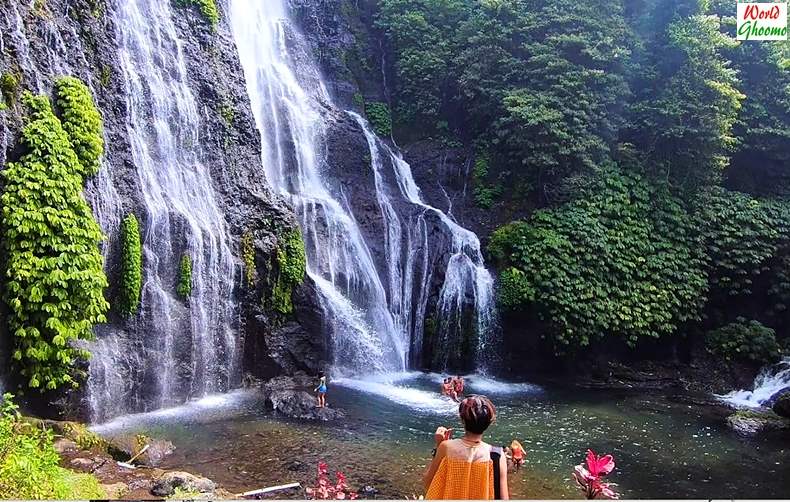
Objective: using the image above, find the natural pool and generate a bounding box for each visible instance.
[93,373,790,499]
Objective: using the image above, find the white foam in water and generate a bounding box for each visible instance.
[464,375,542,395]
[91,389,255,434]
[717,357,790,408]
[334,375,458,414]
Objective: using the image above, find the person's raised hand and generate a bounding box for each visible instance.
[434,426,453,446]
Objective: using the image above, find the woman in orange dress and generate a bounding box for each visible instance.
[423,395,509,500]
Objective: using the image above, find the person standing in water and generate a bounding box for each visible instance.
[509,440,526,471]
[315,371,327,408]
[423,395,509,499]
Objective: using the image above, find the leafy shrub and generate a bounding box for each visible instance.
[364,101,392,138]
[174,0,219,28]
[119,214,143,317]
[1,88,108,391]
[176,254,192,299]
[706,318,781,365]
[489,170,707,348]
[271,228,306,315]
[0,394,106,499]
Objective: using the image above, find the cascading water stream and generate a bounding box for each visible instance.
[88,0,238,422]
[717,357,790,408]
[352,114,497,369]
[231,0,497,375]
[231,0,406,375]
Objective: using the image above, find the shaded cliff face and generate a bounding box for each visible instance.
[0,0,326,420]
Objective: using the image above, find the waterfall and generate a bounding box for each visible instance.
[231,0,497,374]
[718,357,790,408]
[88,0,238,422]
[352,115,497,369]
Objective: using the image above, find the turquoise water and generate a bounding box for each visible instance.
[93,373,790,499]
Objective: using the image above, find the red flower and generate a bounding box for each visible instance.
[307,461,359,500]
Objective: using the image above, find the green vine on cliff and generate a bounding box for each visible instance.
[241,231,256,288]
[270,228,306,315]
[119,214,142,317]
[1,85,109,391]
[55,77,104,177]
[176,254,192,300]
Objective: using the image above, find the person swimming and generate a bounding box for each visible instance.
[315,371,327,408]
[441,378,453,397]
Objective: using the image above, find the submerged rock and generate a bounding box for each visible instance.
[773,392,790,418]
[150,471,216,497]
[108,434,176,467]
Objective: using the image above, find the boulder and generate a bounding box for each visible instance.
[108,434,175,467]
[772,392,790,418]
[266,389,345,421]
[726,409,790,435]
[150,471,216,497]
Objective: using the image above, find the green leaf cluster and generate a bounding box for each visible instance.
[54,76,104,177]
[270,228,307,315]
[471,151,502,209]
[241,231,256,288]
[174,0,219,28]
[364,101,393,138]
[176,254,192,300]
[0,72,19,109]
[0,394,106,499]
[705,318,781,365]
[119,214,142,317]
[1,81,109,391]
[489,169,708,348]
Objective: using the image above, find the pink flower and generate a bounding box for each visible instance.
[307,462,359,500]
[586,450,615,477]
[572,450,619,500]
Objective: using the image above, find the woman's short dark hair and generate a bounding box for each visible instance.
[319,371,325,378]
[459,395,496,434]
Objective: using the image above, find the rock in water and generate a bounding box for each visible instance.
[773,392,790,418]
[150,471,216,497]
[108,434,175,467]
[267,389,345,421]
[727,409,790,435]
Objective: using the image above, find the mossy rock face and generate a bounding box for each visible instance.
[773,392,790,418]
[727,408,790,435]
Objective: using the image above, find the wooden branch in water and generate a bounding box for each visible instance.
[235,482,301,497]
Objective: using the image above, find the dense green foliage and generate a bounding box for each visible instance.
[119,214,143,317]
[176,254,192,300]
[174,0,219,27]
[0,394,105,499]
[489,170,707,347]
[271,228,307,315]
[372,0,790,355]
[1,83,108,391]
[705,318,781,365]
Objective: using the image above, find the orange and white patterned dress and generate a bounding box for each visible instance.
[426,456,495,499]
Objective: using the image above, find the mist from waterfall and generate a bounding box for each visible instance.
[88,0,238,422]
[231,0,497,374]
